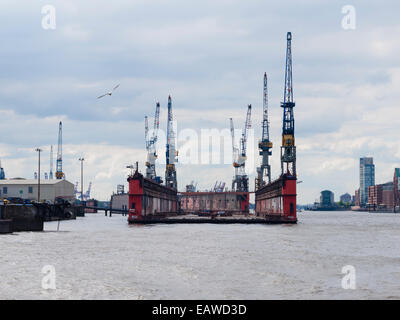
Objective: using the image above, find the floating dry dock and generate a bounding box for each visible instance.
[126,167,297,225]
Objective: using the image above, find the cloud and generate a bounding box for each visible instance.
[61,24,91,41]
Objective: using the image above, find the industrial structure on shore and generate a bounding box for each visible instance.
[0,179,74,203]
[126,32,298,224]
[128,96,179,222]
[254,32,297,223]
[0,121,80,204]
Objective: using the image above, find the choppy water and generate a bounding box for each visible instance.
[1,211,400,299]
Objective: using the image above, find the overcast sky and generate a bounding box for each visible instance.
[0,0,399,203]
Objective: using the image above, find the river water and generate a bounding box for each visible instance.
[1,211,400,299]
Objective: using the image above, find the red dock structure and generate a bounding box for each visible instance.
[255,32,298,224]
[179,191,249,215]
[255,174,296,222]
[127,169,178,222]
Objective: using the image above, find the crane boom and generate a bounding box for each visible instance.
[85,182,92,200]
[165,96,177,189]
[281,32,296,177]
[230,118,237,158]
[144,116,149,150]
[262,73,270,142]
[232,105,251,192]
[145,102,161,181]
[256,73,273,190]
[55,121,64,179]
[240,104,252,157]
[152,102,160,142]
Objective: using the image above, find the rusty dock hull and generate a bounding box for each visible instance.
[127,170,178,222]
[179,191,249,216]
[255,174,297,223]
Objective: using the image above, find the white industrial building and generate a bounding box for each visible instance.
[0,179,75,203]
[110,193,129,213]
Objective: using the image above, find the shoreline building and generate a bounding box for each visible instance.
[382,182,394,208]
[340,193,352,204]
[0,179,74,203]
[110,184,129,214]
[354,189,360,207]
[360,157,375,207]
[320,190,334,208]
[368,181,394,209]
[394,169,400,208]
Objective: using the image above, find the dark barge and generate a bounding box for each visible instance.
[128,214,296,225]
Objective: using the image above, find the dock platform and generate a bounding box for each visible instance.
[0,219,12,234]
[128,214,297,225]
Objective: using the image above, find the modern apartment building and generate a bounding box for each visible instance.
[360,157,375,206]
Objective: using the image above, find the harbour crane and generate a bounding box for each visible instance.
[230,117,238,165]
[256,73,273,190]
[145,102,160,181]
[230,117,239,188]
[281,32,296,177]
[231,104,252,192]
[55,121,65,179]
[213,181,218,191]
[165,96,178,189]
[84,182,92,200]
[214,181,225,192]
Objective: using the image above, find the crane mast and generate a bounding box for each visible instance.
[165,96,178,189]
[232,104,251,192]
[144,115,149,147]
[85,182,92,201]
[55,121,64,179]
[145,102,161,181]
[281,32,296,177]
[230,117,239,180]
[256,73,273,190]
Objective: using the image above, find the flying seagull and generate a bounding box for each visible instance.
[97,84,120,99]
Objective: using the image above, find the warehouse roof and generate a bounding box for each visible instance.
[0,179,72,185]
